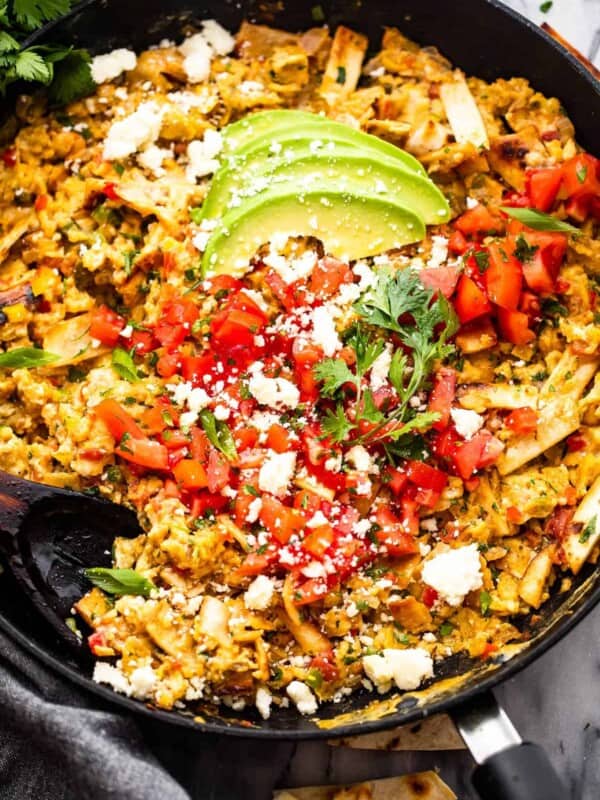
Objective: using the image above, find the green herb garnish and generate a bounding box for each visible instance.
[199,408,238,461]
[111,347,139,382]
[579,515,597,544]
[336,65,346,84]
[500,207,579,234]
[0,347,59,368]
[480,590,492,616]
[85,567,155,597]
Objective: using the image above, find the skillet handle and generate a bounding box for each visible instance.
[471,741,569,800]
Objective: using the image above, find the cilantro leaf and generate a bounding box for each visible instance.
[12,0,71,30]
[345,324,384,374]
[313,358,354,397]
[360,388,384,424]
[0,31,20,53]
[321,403,354,443]
[14,48,53,82]
[47,49,94,105]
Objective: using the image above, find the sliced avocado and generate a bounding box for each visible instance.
[202,187,425,276]
[222,110,328,152]
[228,120,427,178]
[202,149,450,225]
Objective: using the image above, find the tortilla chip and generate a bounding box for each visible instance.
[331,714,465,751]
[274,772,456,799]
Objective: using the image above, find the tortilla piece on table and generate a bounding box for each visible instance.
[274,772,456,799]
[331,714,465,751]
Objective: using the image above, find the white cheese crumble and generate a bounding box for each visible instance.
[93,662,131,695]
[426,235,449,270]
[310,305,342,357]
[286,680,318,715]
[450,408,484,440]
[248,374,300,410]
[255,687,273,720]
[263,246,317,284]
[246,497,262,524]
[346,445,376,473]
[369,343,393,391]
[244,575,275,611]
[186,130,223,181]
[137,144,171,177]
[103,101,164,160]
[362,648,434,694]
[91,48,137,84]
[200,19,235,55]
[129,665,157,699]
[179,33,213,83]
[421,544,483,607]
[259,451,297,496]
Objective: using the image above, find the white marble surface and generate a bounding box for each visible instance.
[503,0,600,66]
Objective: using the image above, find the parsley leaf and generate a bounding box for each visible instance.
[514,234,539,262]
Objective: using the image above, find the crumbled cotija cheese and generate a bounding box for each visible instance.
[129,665,157,699]
[369,343,393,390]
[362,648,434,694]
[286,680,318,715]
[421,544,483,606]
[103,101,164,160]
[310,305,342,357]
[200,19,235,54]
[346,445,376,473]
[248,374,300,409]
[450,408,484,440]
[244,575,275,611]
[259,451,297,496]
[93,662,132,695]
[91,48,137,84]
[137,145,171,177]
[255,687,273,720]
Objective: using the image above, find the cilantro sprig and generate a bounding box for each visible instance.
[314,269,458,457]
[0,0,94,102]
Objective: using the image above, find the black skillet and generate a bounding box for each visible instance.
[1,1,599,798]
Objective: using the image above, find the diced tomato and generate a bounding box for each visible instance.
[234,474,260,526]
[141,402,178,435]
[127,329,156,355]
[422,586,439,608]
[453,275,492,324]
[204,274,242,297]
[481,642,498,660]
[455,315,498,354]
[116,437,169,470]
[172,458,208,489]
[262,423,293,454]
[560,154,600,201]
[502,190,530,208]
[89,304,126,346]
[293,341,324,402]
[309,256,353,297]
[189,427,210,462]
[419,266,460,298]
[34,194,48,212]
[373,507,418,557]
[156,352,181,378]
[207,448,230,493]
[454,205,504,237]
[432,426,460,460]
[211,309,265,353]
[181,353,218,384]
[101,181,120,201]
[506,506,522,524]
[428,367,457,430]
[293,489,322,517]
[303,523,335,557]
[519,291,541,325]
[448,230,469,255]
[259,496,306,544]
[1,148,16,167]
[406,461,448,507]
[383,467,408,496]
[293,577,328,605]
[517,230,567,295]
[94,399,145,441]
[566,432,587,453]
[485,243,522,310]
[235,548,278,577]
[505,407,538,435]
[526,167,563,211]
[189,490,229,518]
[496,307,535,345]
[544,506,576,541]
[565,194,593,222]
[451,430,503,479]
[155,297,200,351]
[309,652,339,682]
[88,631,107,655]
[233,426,259,452]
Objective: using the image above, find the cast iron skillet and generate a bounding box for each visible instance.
[0,1,599,798]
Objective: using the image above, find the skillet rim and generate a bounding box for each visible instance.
[2,0,599,739]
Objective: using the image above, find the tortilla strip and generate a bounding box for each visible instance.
[319,26,368,107]
[497,355,599,476]
[42,312,110,366]
[562,475,600,574]
[332,713,465,751]
[458,382,538,413]
[0,215,35,265]
[440,73,489,149]
[274,772,456,800]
